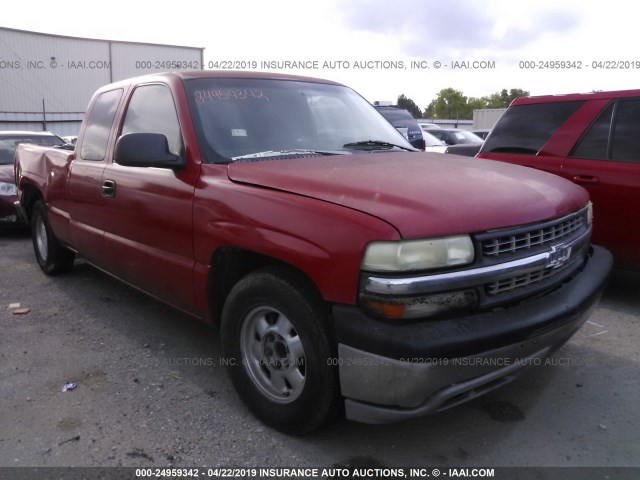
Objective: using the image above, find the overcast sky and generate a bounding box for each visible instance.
[1,0,637,110]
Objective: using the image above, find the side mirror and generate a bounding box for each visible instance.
[115,133,184,169]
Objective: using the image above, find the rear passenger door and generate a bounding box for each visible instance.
[66,88,124,262]
[565,100,640,268]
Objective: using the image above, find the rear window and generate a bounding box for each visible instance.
[481,101,584,155]
[611,100,640,162]
[571,99,640,163]
[571,104,613,160]
[376,108,422,137]
[376,108,415,123]
[0,134,64,165]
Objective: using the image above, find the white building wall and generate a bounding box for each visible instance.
[110,43,202,81]
[473,108,508,130]
[0,112,84,136]
[0,27,203,133]
[0,28,111,113]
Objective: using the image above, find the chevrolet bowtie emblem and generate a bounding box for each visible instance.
[546,243,573,269]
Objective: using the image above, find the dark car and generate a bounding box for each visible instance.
[477,89,640,270]
[374,106,425,150]
[0,131,65,227]
[426,128,484,146]
[444,143,483,157]
[472,129,491,140]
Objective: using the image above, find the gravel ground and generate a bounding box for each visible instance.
[1,229,638,470]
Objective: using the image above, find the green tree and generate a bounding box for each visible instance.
[468,97,488,113]
[422,88,530,119]
[427,88,472,119]
[397,94,422,119]
[483,89,529,108]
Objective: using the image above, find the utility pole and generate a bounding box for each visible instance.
[42,98,47,131]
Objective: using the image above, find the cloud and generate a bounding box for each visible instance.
[337,0,582,57]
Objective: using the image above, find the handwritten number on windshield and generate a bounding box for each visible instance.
[194,89,270,103]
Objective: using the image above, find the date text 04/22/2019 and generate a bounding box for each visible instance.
[518,60,640,69]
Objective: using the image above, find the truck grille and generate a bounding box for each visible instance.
[487,264,568,295]
[483,218,591,297]
[482,208,588,257]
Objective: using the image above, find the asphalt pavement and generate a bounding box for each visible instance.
[1,229,638,470]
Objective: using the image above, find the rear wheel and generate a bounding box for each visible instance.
[31,200,75,275]
[221,266,340,434]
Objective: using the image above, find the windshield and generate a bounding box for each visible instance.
[185,78,413,163]
[375,107,415,124]
[449,130,483,145]
[429,129,483,146]
[0,134,64,165]
[423,131,446,147]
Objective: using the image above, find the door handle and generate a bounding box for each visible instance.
[102,179,116,198]
[573,175,599,186]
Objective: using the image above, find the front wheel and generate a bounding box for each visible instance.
[221,267,340,434]
[31,200,75,275]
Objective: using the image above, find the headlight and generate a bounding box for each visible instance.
[360,235,476,320]
[361,235,474,272]
[0,182,17,197]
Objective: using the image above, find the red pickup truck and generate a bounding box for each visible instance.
[15,71,612,434]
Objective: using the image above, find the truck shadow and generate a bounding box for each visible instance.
[0,226,30,240]
[601,268,640,312]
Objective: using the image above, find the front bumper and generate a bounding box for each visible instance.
[333,245,612,424]
[0,198,23,225]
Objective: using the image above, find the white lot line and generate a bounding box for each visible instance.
[587,320,605,328]
[585,330,609,338]
[580,320,608,338]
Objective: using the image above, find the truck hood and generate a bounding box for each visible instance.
[227,153,589,238]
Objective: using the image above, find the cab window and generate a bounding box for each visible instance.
[121,84,183,156]
[81,89,123,161]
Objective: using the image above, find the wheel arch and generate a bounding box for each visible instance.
[18,182,44,223]
[207,247,329,328]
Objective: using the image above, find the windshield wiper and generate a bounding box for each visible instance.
[232,149,344,161]
[343,140,415,151]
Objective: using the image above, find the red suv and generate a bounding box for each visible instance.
[477,90,640,270]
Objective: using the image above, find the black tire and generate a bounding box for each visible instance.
[221,266,340,434]
[31,200,75,275]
